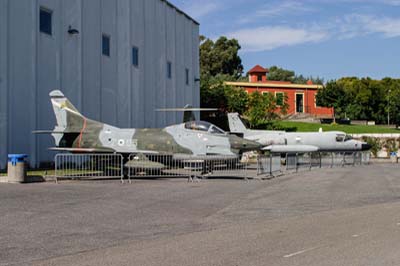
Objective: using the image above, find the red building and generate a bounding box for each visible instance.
[225,65,333,118]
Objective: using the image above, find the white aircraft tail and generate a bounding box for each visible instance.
[49,90,85,132]
[227,113,248,133]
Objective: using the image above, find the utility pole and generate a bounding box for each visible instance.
[388,89,391,126]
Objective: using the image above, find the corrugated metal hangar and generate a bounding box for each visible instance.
[0,0,200,168]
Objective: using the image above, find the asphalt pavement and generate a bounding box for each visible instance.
[1,164,400,266]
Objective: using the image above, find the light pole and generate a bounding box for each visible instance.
[388,89,391,126]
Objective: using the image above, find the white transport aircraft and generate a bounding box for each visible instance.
[227,113,371,153]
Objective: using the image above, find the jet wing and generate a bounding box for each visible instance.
[49,147,115,153]
[33,130,81,134]
[50,147,164,155]
[125,153,165,169]
[262,145,319,153]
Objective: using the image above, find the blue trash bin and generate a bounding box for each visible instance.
[7,154,28,183]
[390,152,398,163]
[8,154,28,166]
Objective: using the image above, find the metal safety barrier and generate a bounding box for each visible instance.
[361,152,370,164]
[54,153,123,183]
[255,151,371,176]
[257,154,282,176]
[126,154,250,182]
[53,151,371,182]
[281,151,370,173]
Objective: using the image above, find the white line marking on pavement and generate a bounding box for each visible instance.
[283,247,318,258]
[352,234,359,238]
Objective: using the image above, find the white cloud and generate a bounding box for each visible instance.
[306,0,400,5]
[381,0,400,5]
[227,26,328,52]
[364,17,400,37]
[226,13,400,52]
[255,1,315,17]
[238,1,315,24]
[337,14,400,38]
[181,2,220,19]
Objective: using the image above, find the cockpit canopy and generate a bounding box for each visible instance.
[336,134,353,142]
[184,121,226,135]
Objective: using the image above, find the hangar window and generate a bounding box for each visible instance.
[40,7,52,35]
[102,34,110,57]
[132,46,139,67]
[185,68,190,85]
[167,61,172,79]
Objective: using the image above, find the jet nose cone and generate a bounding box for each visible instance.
[361,143,372,151]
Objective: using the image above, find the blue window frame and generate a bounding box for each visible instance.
[185,68,189,85]
[167,61,172,79]
[40,7,52,35]
[102,34,110,57]
[132,46,139,67]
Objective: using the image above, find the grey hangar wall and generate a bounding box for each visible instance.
[0,0,200,168]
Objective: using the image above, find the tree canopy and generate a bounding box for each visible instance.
[200,36,243,78]
[316,77,400,125]
[267,65,324,85]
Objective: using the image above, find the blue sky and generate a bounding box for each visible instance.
[169,0,400,81]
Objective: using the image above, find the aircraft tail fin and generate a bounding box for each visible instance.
[49,90,85,132]
[227,113,248,133]
[183,104,196,122]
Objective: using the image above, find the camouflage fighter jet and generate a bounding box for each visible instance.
[37,91,260,160]
[228,113,371,153]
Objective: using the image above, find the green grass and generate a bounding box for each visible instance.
[0,169,103,177]
[276,121,400,134]
[0,170,54,177]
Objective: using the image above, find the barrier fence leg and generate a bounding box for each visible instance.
[270,154,273,177]
[54,155,58,184]
[286,154,289,171]
[319,152,322,168]
[121,156,125,184]
[342,153,345,167]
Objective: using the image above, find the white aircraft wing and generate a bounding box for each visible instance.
[262,145,319,153]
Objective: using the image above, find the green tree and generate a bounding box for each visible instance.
[361,137,382,157]
[200,36,243,78]
[316,80,348,118]
[225,87,249,114]
[382,78,400,127]
[316,77,400,125]
[267,66,295,82]
[245,92,282,128]
[200,74,234,109]
[245,92,268,128]
[268,66,324,85]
